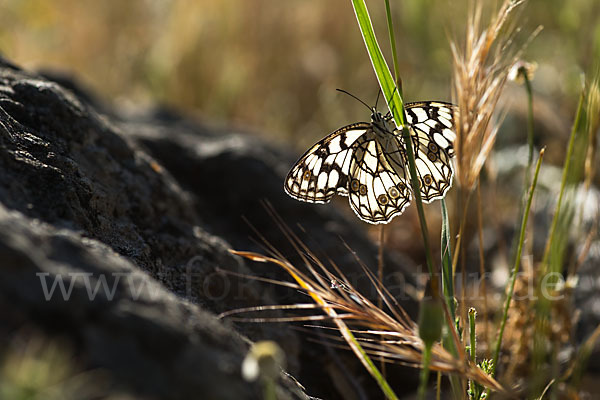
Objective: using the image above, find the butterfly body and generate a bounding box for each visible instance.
[285,102,456,224]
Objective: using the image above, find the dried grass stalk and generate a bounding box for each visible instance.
[450,0,532,191]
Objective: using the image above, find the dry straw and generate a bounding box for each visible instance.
[450,0,537,191]
[225,203,506,394]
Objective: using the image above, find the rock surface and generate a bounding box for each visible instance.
[0,57,420,399]
[0,204,272,399]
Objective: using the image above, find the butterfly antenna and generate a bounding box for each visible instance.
[374,88,381,109]
[336,89,372,111]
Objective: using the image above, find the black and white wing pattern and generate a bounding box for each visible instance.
[285,101,457,224]
[284,123,370,203]
[403,101,456,202]
[346,133,412,223]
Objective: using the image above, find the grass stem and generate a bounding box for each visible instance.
[475,182,490,354]
[352,0,436,291]
[378,224,386,376]
[384,0,401,91]
[491,147,545,378]
[469,308,477,363]
[441,199,463,399]
[402,126,435,278]
[441,199,455,317]
[378,225,385,306]
[418,343,433,400]
[541,90,585,272]
[523,71,535,179]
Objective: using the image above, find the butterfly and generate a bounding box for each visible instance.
[284,100,456,224]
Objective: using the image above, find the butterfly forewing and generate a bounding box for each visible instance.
[284,123,370,203]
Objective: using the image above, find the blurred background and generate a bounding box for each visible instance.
[2,0,598,263]
[1,2,599,396]
[0,0,598,152]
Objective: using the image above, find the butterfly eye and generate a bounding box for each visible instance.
[303,171,312,181]
[388,187,400,199]
[351,179,360,191]
[377,194,389,205]
[427,152,438,162]
[359,184,367,195]
[428,142,438,152]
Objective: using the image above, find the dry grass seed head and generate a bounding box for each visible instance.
[228,209,506,393]
[450,0,533,191]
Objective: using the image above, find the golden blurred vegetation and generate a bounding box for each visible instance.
[1,3,599,396]
[0,0,598,151]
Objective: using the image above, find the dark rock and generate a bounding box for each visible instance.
[0,56,420,399]
[0,204,276,399]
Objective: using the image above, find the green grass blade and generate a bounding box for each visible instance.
[540,90,585,272]
[533,73,597,396]
[568,324,600,389]
[351,0,437,276]
[511,69,536,264]
[351,4,455,398]
[441,199,455,317]
[524,72,535,174]
[351,0,404,125]
[440,200,464,400]
[491,147,545,378]
[344,326,400,400]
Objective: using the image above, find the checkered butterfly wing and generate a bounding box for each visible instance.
[284,123,371,204]
[402,101,456,202]
[285,101,456,224]
[345,131,412,223]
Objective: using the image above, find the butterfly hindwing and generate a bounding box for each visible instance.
[284,123,371,203]
[347,132,411,224]
[403,102,456,202]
